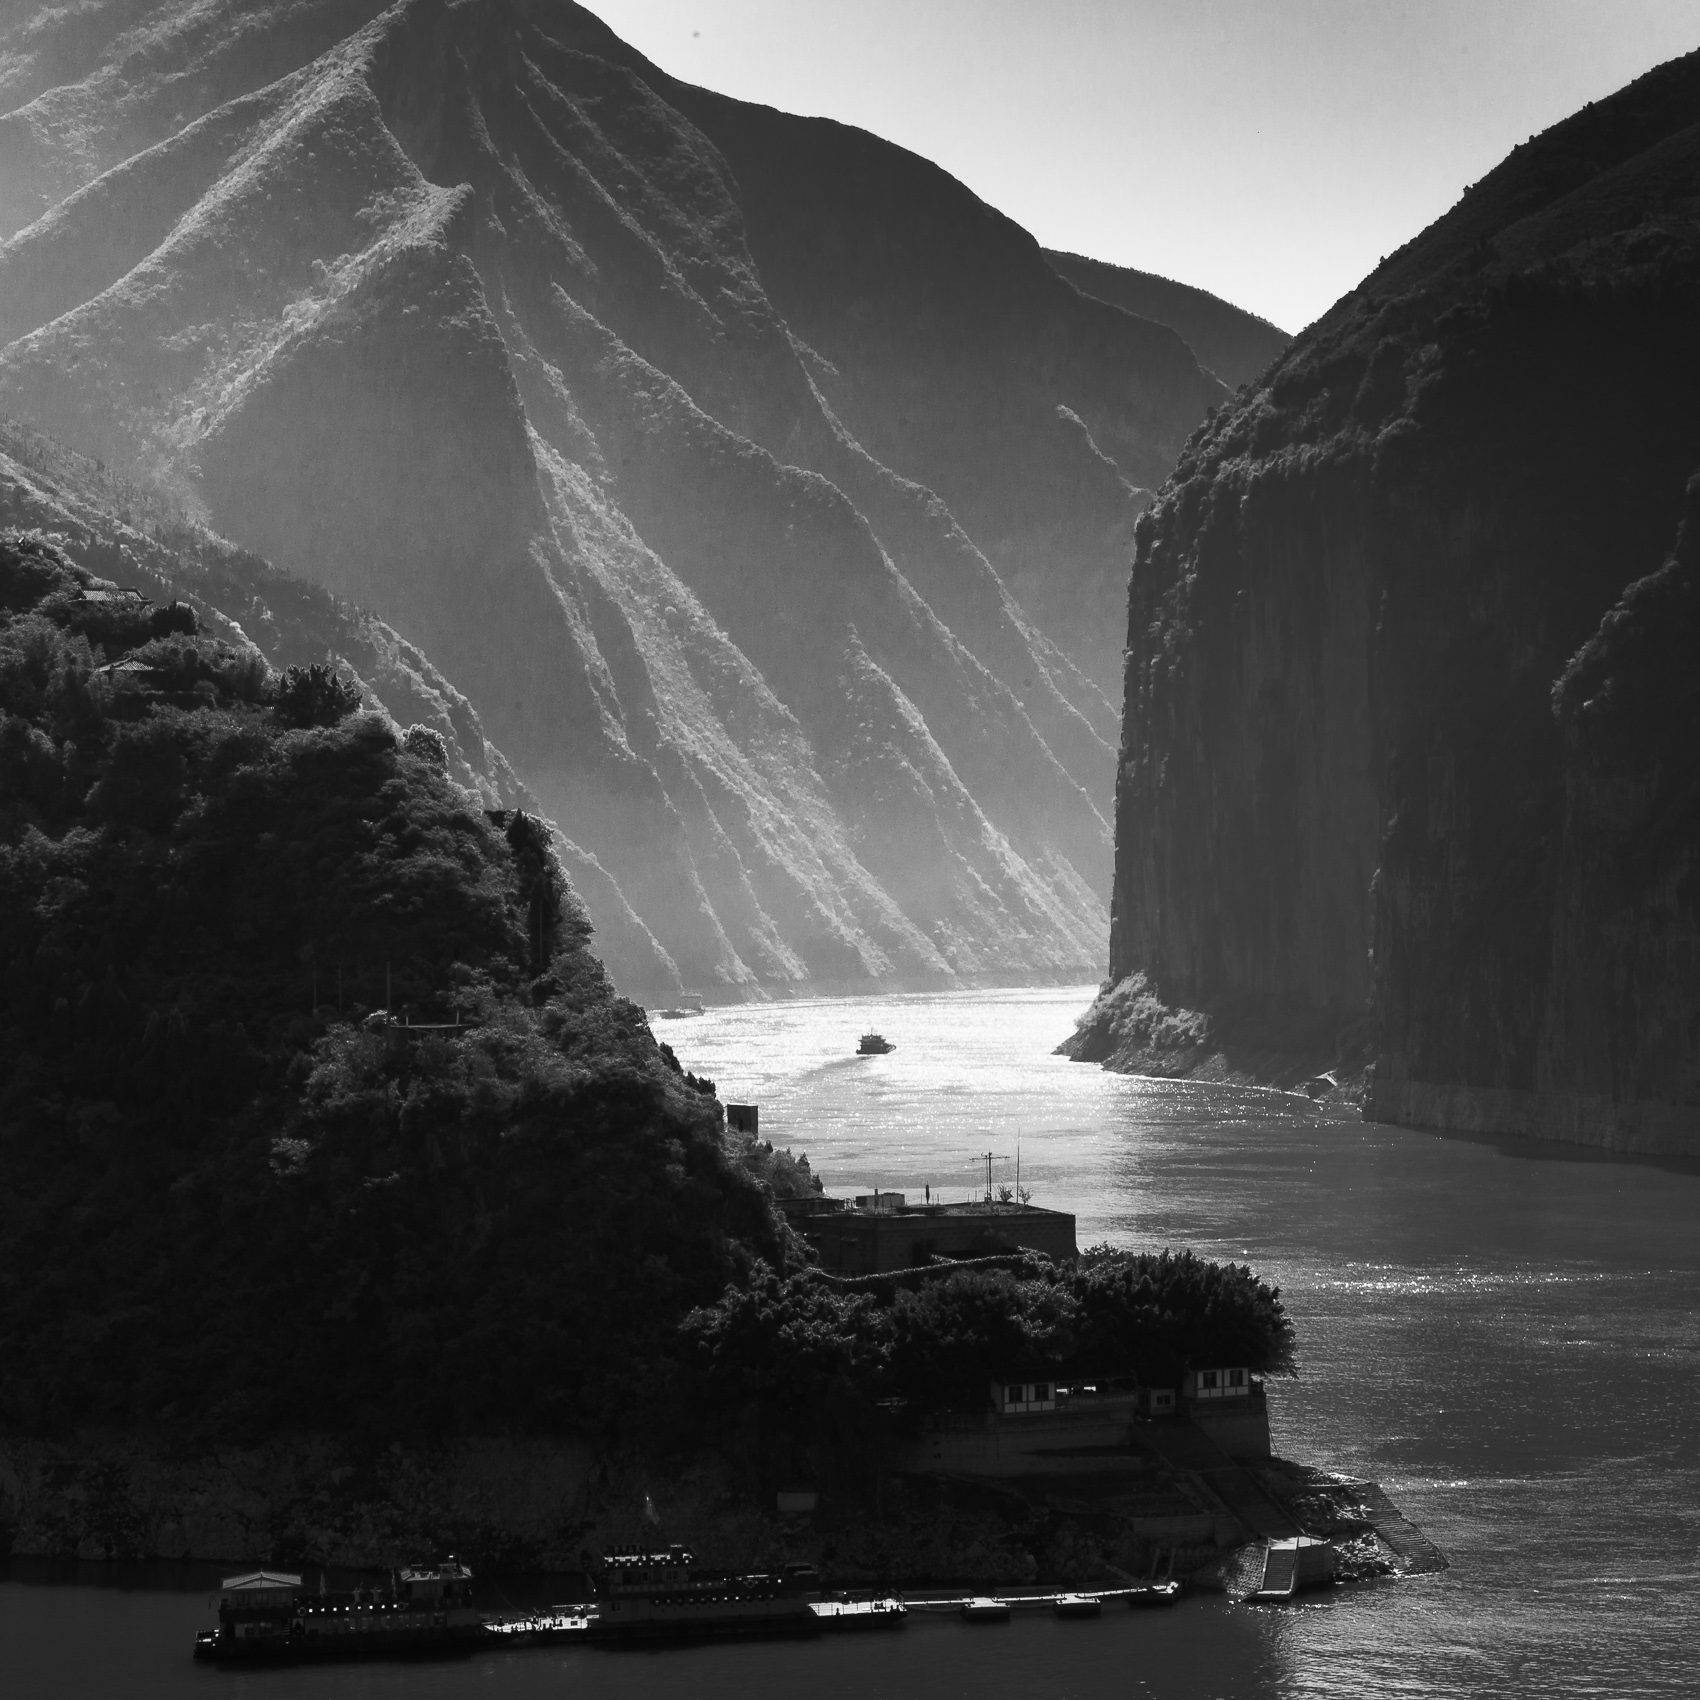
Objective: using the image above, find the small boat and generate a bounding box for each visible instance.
[1052,1593,1102,1618]
[959,1597,1010,1623]
[857,1032,894,1054]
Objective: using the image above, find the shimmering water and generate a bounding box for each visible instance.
[5,987,1697,1698]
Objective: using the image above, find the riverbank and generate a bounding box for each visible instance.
[0,1428,1441,1594]
[1056,974,1372,1104]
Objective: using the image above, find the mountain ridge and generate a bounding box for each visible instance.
[1042,249,1290,390]
[0,0,1244,1000]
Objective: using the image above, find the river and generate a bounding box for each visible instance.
[4,986,1697,1698]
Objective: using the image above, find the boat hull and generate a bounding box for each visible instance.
[588,1608,820,1646]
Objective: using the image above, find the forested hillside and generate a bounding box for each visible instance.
[0,528,787,1436]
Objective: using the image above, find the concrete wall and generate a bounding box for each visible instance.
[805,1206,1077,1274]
[899,1398,1141,1477]
[1190,1400,1271,1459]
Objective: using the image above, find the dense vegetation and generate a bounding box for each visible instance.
[684,1247,1295,1436]
[0,529,786,1438]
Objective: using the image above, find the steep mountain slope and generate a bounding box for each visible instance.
[0,0,1228,999]
[1044,250,1290,389]
[0,414,682,988]
[1068,52,1700,1155]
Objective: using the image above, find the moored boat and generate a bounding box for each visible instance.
[1052,1593,1102,1618]
[192,1560,482,1662]
[588,1546,821,1643]
[959,1596,1011,1622]
[1126,1578,1182,1608]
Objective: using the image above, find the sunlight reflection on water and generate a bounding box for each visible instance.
[664,984,1700,1699]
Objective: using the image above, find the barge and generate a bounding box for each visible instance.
[589,1546,823,1644]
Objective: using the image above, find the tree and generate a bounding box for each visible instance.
[273,662,361,728]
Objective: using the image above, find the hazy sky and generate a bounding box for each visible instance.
[579,0,1699,332]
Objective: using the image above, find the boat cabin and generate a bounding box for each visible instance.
[600,1547,696,1594]
[214,1571,302,1650]
[396,1559,473,1606]
[219,1570,302,1611]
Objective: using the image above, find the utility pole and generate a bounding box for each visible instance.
[978,1150,1012,1203]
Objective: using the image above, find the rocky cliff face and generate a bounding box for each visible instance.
[1071,52,1700,1154]
[0,0,1233,999]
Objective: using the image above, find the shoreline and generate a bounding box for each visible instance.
[1062,973,1699,1160]
[0,1427,1443,1593]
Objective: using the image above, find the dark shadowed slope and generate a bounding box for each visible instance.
[0,0,1232,999]
[1067,50,1700,1156]
[0,525,787,1438]
[1044,250,1291,389]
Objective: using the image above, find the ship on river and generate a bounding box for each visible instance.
[192,1560,481,1662]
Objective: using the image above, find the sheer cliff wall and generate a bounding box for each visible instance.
[1074,52,1700,1155]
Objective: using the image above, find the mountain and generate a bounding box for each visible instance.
[1044,251,1290,388]
[0,0,1231,1001]
[1067,52,1700,1156]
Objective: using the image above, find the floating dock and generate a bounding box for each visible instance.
[810,1598,907,1629]
[904,1582,1178,1615]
